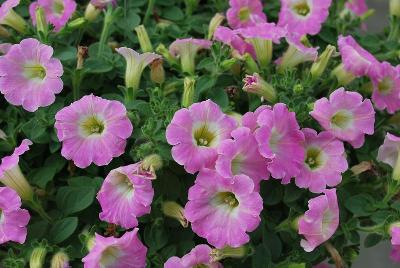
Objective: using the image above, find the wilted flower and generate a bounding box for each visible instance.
[164,244,222,268]
[162,201,188,227]
[242,73,276,102]
[377,133,400,180]
[30,245,48,268]
[166,100,237,174]
[150,58,165,84]
[345,0,368,16]
[54,94,133,168]
[310,88,375,148]
[185,169,263,248]
[0,38,63,112]
[226,0,266,29]
[50,251,70,268]
[298,189,339,252]
[214,26,255,57]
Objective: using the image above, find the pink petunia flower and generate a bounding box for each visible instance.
[97,163,154,229]
[241,105,271,132]
[216,127,269,191]
[345,0,368,16]
[278,0,332,36]
[0,0,27,33]
[214,26,255,58]
[391,246,400,263]
[55,94,133,169]
[390,222,400,246]
[310,88,375,148]
[369,61,400,114]
[295,128,348,193]
[298,189,339,252]
[185,169,263,248]
[0,187,30,245]
[255,103,305,184]
[0,38,63,112]
[90,0,117,9]
[166,100,237,174]
[226,0,267,29]
[242,73,277,103]
[82,229,147,268]
[29,0,77,32]
[377,133,400,180]
[164,244,222,268]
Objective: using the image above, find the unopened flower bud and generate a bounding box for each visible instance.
[50,251,70,268]
[211,246,248,262]
[150,59,165,84]
[182,76,196,108]
[293,84,303,94]
[29,246,47,268]
[162,201,188,227]
[35,7,47,36]
[156,43,178,66]
[391,0,400,17]
[135,25,153,53]
[84,3,101,22]
[141,154,163,173]
[310,45,336,80]
[208,13,225,40]
[67,17,86,29]
[243,73,276,103]
[243,53,259,74]
[221,58,238,71]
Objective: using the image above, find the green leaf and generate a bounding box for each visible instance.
[56,186,96,215]
[364,233,382,248]
[196,75,216,94]
[29,166,57,189]
[208,88,229,109]
[283,184,304,203]
[162,7,184,21]
[252,244,272,268]
[84,57,114,73]
[344,194,375,216]
[144,223,169,252]
[48,217,78,244]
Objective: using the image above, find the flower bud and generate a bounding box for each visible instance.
[162,201,188,227]
[310,45,336,80]
[211,246,248,262]
[50,251,70,268]
[35,7,47,36]
[242,53,259,74]
[184,0,199,15]
[67,17,86,29]
[84,3,101,22]
[243,73,276,103]
[135,25,153,53]
[141,154,163,173]
[391,0,400,17]
[150,59,165,84]
[221,58,238,71]
[293,84,303,94]
[182,76,196,108]
[29,246,47,268]
[208,13,225,40]
[331,63,356,86]
[156,43,178,66]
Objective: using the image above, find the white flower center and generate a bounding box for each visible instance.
[378,76,394,95]
[192,123,218,147]
[305,146,326,170]
[23,64,46,80]
[238,7,251,22]
[113,171,135,198]
[231,154,245,175]
[292,0,311,16]
[100,246,121,266]
[212,191,239,209]
[330,110,353,130]
[79,115,106,137]
[53,0,65,15]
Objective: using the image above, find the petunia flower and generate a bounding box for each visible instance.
[226,0,267,29]
[278,0,332,36]
[0,139,34,202]
[241,105,271,132]
[54,94,133,168]
[242,73,276,103]
[0,38,63,112]
[169,38,212,75]
[90,0,117,9]
[377,133,400,181]
[0,187,30,245]
[97,163,154,229]
[0,0,27,34]
[310,88,375,148]
[298,189,339,252]
[166,100,237,174]
[216,127,269,191]
[84,0,116,21]
[50,251,70,268]
[29,0,77,32]
[295,128,348,193]
[255,103,305,184]
[391,246,400,263]
[345,0,368,16]
[185,169,263,248]
[390,222,400,246]
[82,229,147,268]
[214,26,255,58]
[164,244,222,268]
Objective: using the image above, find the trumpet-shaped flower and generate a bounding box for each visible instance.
[298,189,339,252]
[310,88,375,148]
[0,38,63,112]
[295,129,348,193]
[82,229,147,268]
[185,169,263,248]
[55,94,133,168]
[0,0,27,33]
[242,73,276,103]
[164,244,222,268]
[90,0,117,8]
[345,0,368,16]
[166,100,237,174]
[0,187,30,245]
[226,0,267,29]
[97,163,154,229]
[255,103,305,184]
[390,222,400,246]
[377,133,400,180]
[214,26,255,57]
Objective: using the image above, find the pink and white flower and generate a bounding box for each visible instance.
[97,163,154,229]
[390,222,400,246]
[55,94,133,169]
[0,0,27,33]
[185,169,263,248]
[242,73,277,103]
[295,129,348,193]
[377,133,400,180]
[82,229,147,268]
[0,187,30,245]
[226,0,267,29]
[166,100,237,174]
[214,26,255,58]
[255,103,305,184]
[278,0,332,36]
[241,105,271,132]
[298,189,339,252]
[345,0,368,16]
[0,38,63,112]
[310,88,375,148]
[164,244,222,268]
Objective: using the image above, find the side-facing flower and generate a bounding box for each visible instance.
[166,100,237,174]
[255,103,305,184]
[0,187,30,244]
[278,0,332,36]
[295,129,348,193]
[377,133,400,181]
[97,163,154,229]
[214,26,255,58]
[208,13,225,40]
[0,38,63,112]
[55,94,133,168]
[169,38,212,75]
[345,0,368,16]
[84,0,116,22]
[0,139,34,201]
[298,189,339,252]
[226,0,266,29]
[390,222,400,245]
[90,0,117,9]
[164,244,222,268]
[185,169,263,248]
[242,73,276,103]
[0,0,27,34]
[310,88,375,148]
[82,229,147,268]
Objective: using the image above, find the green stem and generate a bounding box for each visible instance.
[143,0,155,25]
[26,199,52,223]
[98,7,114,56]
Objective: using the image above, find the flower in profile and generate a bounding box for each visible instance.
[295,128,348,193]
[55,94,133,168]
[214,26,255,58]
[169,38,212,75]
[97,163,154,229]
[185,169,263,248]
[390,222,400,245]
[310,88,375,148]
[82,229,147,268]
[226,0,266,29]
[84,0,116,21]
[242,73,276,103]
[298,189,339,252]
[241,105,271,132]
[255,103,305,184]
[345,0,368,16]
[0,187,30,244]
[377,133,400,181]
[216,127,269,190]
[0,139,34,202]
[90,0,117,9]
[278,0,332,36]
[369,61,400,114]
[164,244,222,268]
[166,100,237,174]
[0,38,63,112]
[0,0,27,34]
